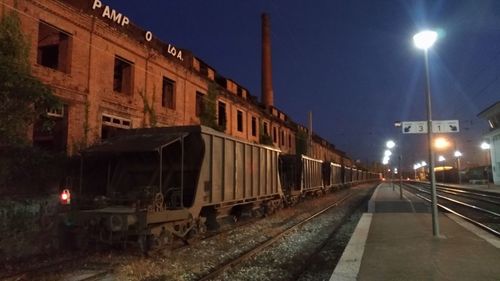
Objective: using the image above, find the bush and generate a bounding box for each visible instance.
[0,146,70,197]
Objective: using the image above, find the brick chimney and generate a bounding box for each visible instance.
[261,13,274,108]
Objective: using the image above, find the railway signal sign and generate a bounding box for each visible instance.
[401,120,459,134]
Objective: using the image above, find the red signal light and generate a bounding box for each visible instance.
[60,189,71,205]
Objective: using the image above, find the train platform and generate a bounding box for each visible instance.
[330,183,500,281]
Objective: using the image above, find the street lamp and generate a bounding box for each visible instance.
[414,29,440,237]
[481,141,491,187]
[386,140,396,149]
[414,163,421,179]
[454,150,462,184]
[434,137,450,150]
[438,155,446,183]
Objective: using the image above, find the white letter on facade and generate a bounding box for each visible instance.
[92,0,102,10]
[110,10,123,24]
[145,31,153,42]
[102,6,110,19]
[122,17,129,26]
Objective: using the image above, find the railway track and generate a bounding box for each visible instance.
[3,185,375,281]
[198,192,356,281]
[403,182,500,237]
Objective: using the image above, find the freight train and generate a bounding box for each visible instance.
[64,125,380,251]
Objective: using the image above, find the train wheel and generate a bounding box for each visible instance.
[158,229,173,249]
[138,234,153,256]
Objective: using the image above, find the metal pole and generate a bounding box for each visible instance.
[399,155,403,199]
[424,49,440,237]
[457,157,461,185]
[486,151,491,188]
[441,161,445,183]
[391,170,394,190]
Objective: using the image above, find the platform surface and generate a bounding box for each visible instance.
[331,183,500,281]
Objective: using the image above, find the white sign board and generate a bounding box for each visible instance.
[401,120,459,134]
[432,120,459,133]
[402,121,428,134]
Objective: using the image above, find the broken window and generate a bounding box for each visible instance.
[218,101,227,129]
[33,105,68,152]
[162,77,175,109]
[195,91,205,117]
[237,110,243,132]
[113,56,133,94]
[37,21,71,73]
[251,117,257,137]
[199,62,209,77]
[101,114,131,140]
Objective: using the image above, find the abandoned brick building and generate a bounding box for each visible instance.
[1,0,348,165]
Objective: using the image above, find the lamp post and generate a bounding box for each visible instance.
[454,150,462,184]
[438,155,446,183]
[414,163,421,179]
[481,142,491,187]
[421,161,427,181]
[414,30,440,237]
[386,141,395,190]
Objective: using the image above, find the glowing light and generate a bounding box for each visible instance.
[386,140,395,149]
[421,161,427,167]
[438,155,446,162]
[434,137,450,150]
[481,142,490,150]
[384,150,392,157]
[454,150,462,157]
[413,30,438,50]
[60,189,71,205]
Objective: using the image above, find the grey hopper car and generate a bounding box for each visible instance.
[279,154,324,205]
[74,125,283,249]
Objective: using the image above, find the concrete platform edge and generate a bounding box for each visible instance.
[329,213,372,281]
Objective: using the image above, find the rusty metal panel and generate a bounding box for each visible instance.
[200,134,212,203]
[245,144,252,198]
[224,139,235,201]
[235,142,245,200]
[212,136,223,202]
[259,148,266,196]
[252,146,260,197]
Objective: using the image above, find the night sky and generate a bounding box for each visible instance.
[103,0,500,169]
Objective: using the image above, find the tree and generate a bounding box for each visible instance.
[0,9,59,146]
[200,82,225,132]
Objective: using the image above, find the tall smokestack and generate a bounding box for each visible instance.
[261,13,274,108]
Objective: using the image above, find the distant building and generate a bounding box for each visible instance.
[1,0,347,164]
[478,101,500,185]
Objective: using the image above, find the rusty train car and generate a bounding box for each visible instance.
[66,125,379,250]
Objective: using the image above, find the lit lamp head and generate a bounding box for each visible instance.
[382,156,390,165]
[434,137,450,150]
[413,30,438,50]
[421,161,427,167]
[454,150,462,158]
[386,140,395,149]
[481,142,490,150]
[384,150,392,157]
[438,155,446,162]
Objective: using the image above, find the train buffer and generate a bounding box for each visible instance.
[330,183,500,281]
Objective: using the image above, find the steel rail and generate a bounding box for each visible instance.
[405,183,500,217]
[413,193,500,237]
[404,183,500,237]
[197,192,356,281]
[435,188,500,205]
